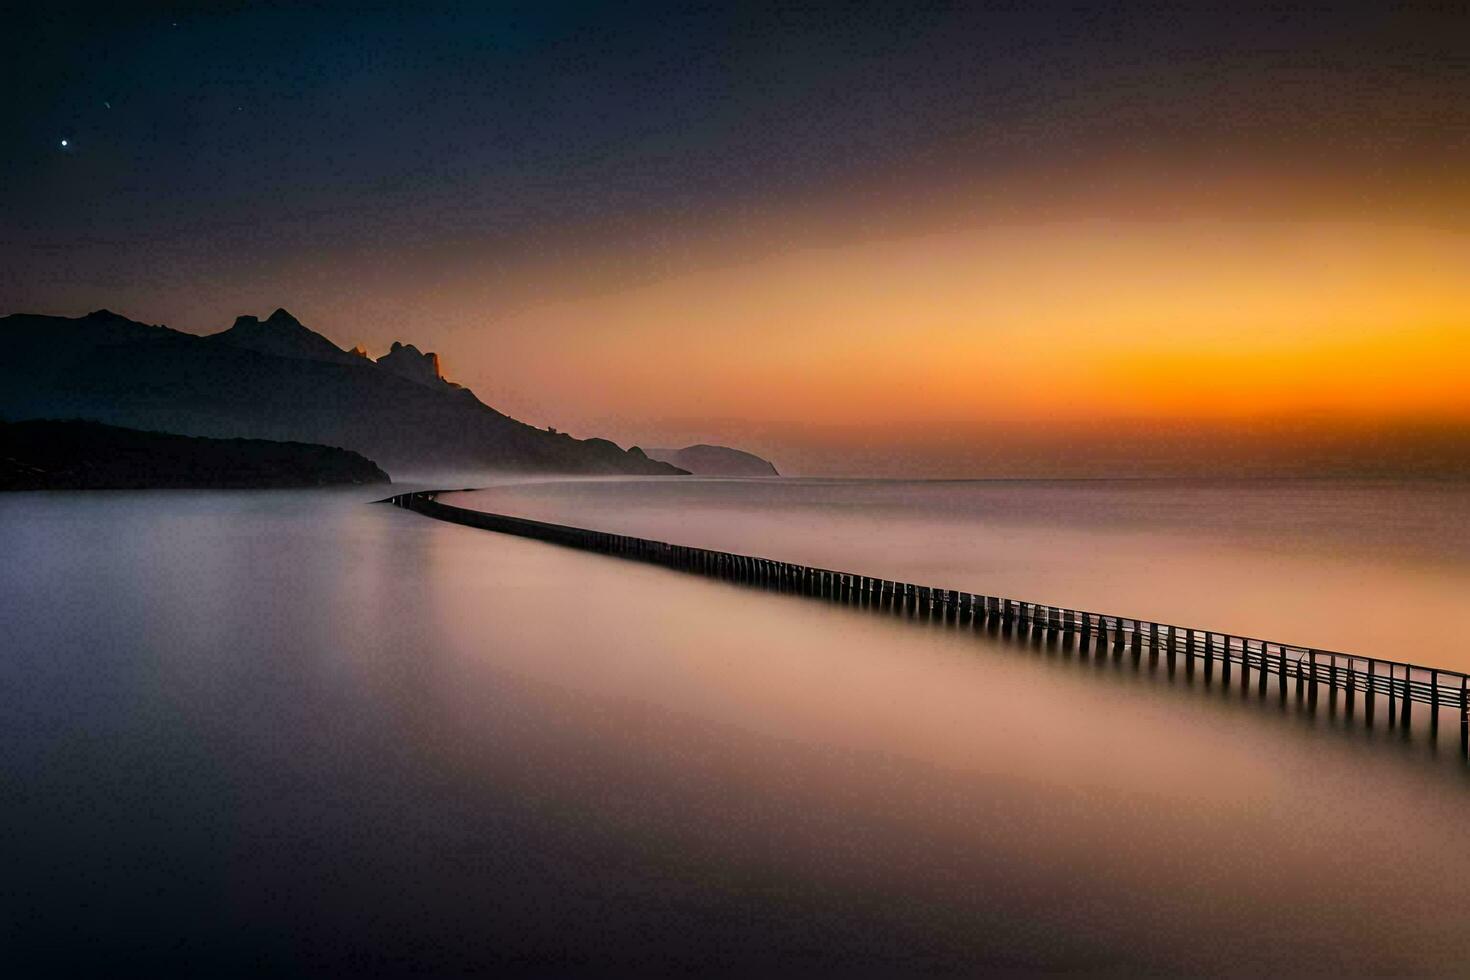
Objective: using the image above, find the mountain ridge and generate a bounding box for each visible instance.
[0,308,686,477]
[211,308,364,366]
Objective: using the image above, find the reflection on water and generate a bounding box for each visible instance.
[447,477,1470,668]
[2,485,1469,974]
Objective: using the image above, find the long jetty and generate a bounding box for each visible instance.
[386,489,1470,755]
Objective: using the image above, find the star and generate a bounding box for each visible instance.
[60,139,69,148]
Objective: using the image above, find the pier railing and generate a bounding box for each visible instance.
[386,490,1470,752]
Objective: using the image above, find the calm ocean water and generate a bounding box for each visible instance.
[4,478,1469,974]
[447,476,1470,668]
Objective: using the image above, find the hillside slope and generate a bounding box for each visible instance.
[0,309,685,476]
[646,444,779,476]
[0,419,389,490]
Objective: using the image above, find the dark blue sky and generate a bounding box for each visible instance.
[5,3,1467,311]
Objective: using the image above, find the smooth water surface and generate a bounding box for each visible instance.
[3,483,1469,975]
[449,477,1470,668]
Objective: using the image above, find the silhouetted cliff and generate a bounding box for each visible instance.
[212,308,364,365]
[0,309,686,476]
[377,341,446,387]
[0,419,389,490]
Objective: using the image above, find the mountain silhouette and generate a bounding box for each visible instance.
[377,341,451,389]
[212,308,364,365]
[645,444,779,476]
[0,309,686,476]
[1,418,389,490]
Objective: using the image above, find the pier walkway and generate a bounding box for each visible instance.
[385,489,1470,755]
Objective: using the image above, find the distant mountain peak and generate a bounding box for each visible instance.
[387,339,432,358]
[85,309,134,324]
[65,308,175,336]
[229,308,305,331]
[211,308,358,365]
[645,444,779,476]
[0,307,688,477]
[378,340,444,387]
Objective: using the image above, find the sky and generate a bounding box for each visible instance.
[4,2,1469,475]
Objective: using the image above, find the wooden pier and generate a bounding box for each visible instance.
[385,490,1470,755]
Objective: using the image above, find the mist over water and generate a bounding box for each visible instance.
[4,481,1470,974]
[448,476,1470,668]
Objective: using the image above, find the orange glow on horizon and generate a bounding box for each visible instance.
[152,164,1470,468]
[445,214,1470,434]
